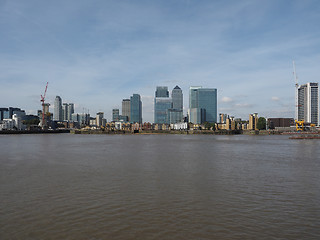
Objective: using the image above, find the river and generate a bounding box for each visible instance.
[1,134,319,239]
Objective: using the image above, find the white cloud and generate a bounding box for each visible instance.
[271,96,280,101]
[221,96,233,103]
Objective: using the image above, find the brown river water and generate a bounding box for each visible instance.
[0,134,319,239]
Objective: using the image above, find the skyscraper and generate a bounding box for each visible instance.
[122,99,131,121]
[154,86,172,124]
[155,86,169,97]
[130,94,142,123]
[189,86,217,124]
[62,103,68,121]
[297,82,319,125]
[112,109,120,122]
[172,85,183,110]
[54,96,62,121]
[67,103,74,121]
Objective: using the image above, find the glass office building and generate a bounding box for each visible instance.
[189,86,217,124]
[130,94,142,123]
[154,97,172,124]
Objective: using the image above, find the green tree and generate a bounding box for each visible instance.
[257,117,266,130]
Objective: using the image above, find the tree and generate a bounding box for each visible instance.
[257,117,266,130]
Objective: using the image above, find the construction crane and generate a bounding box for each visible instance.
[293,61,299,121]
[40,82,49,129]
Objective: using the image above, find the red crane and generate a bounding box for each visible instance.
[40,82,49,129]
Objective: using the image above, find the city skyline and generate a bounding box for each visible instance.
[1,0,320,122]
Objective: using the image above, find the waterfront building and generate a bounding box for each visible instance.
[189,87,217,124]
[79,113,90,127]
[219,113,227,124]
[154,86,172,124]
[122,99,131,121]
[112,109,120,122]
[68,104,74,121]
[248,113,258,130]
[168,109,183,124]
[54,96,63,121]
[62,103,68,121]
[267,118,294,129]
[130,94,142,123]
[297,82,319,125]
[96,112,104,127]
[172,86,183,110]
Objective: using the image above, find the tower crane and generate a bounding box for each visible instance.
[293,61,304,131]
[40,82,49,129]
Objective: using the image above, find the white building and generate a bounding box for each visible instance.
[0,114,23,130]
[297,82,319,125]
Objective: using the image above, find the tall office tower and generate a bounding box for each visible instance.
[68,103,74,121]
[169,85,183,123]
[130,94,142,123]
[96,112,104,127]
[122,99,131,121]
[172,85,183,110]
[62,103,68,121]
[154,86,172,124]
[188,86,217,124]
[155,86,169,97]
[112,109,120,122]
[54,96,63,121]
[297,82,319,125]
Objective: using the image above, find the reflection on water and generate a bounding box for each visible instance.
[1,134,320,239]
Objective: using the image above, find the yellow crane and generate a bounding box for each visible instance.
[295,120,304,131]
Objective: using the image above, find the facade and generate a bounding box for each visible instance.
[54,96,63,121]
[130,94,142,123]
[68,104,74,121]
[62,103,68,121]
[112,109,120,122]
[154,86,173,124]
[154,97,172,124]
[248,113,258,130]
[172,85,183,110]
[267,118,294,129]
[297,82,319,125]
[96,112,104,127]
[168,109,183,124]
[155,86,169,97]
[122,99,131,121]
[189,86,217,124]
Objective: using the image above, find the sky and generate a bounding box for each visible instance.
[1,0,319,122]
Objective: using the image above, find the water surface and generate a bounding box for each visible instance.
[1,134,319,239]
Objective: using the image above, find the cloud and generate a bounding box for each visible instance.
[220,96,233,103]
[271,96,280,101]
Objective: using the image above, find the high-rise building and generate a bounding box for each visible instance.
[96,112,104,127]
[297,82,319,125]
[155,86,169,97]
[62,103,68,121]
[130,94,142,123]
[68,103,74,121]
[154,86,172,124]
[54,96,62,121]
[172,85,183,110]
[112,109,120,122]
[122,99,131,121]
[189,86,217,124]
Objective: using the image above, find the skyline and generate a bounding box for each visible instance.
[1,0,320,122]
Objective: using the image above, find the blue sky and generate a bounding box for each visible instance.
[1,0,319,122]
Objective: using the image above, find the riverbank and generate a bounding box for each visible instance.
[0,129,70,134]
